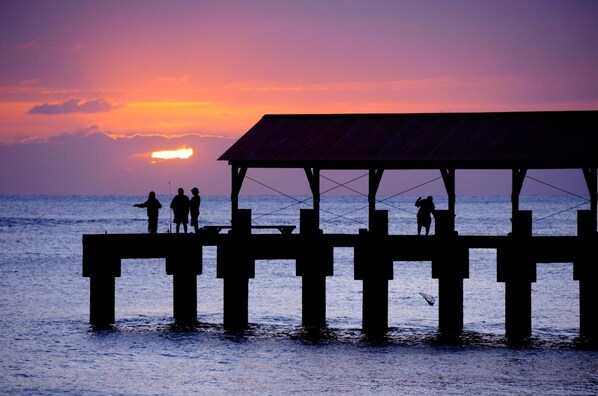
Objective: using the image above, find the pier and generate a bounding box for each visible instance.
[83,111,597,340]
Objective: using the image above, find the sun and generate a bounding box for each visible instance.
[151,147,194,160]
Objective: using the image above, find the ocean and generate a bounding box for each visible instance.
[0,194,596,395]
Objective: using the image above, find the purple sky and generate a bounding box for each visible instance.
[0,1,596,197]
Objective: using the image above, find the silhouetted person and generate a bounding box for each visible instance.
[134,191,162,234]
[415,196,435,235]
[170,187,190,233]
[190,187,201,233]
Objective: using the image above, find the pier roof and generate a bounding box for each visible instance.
[218,111,598,170]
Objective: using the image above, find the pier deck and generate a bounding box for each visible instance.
[83,232,591,262]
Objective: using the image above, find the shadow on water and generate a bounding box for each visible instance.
[89,324,117,333]
[88,317,597,350]
[571,336,598,351]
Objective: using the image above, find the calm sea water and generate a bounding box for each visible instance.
[0,194,596,395]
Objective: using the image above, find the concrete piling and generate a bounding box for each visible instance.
[355,210,392,336]
[85,254,120,328]
[89,275,116,327]
[166,252,202,326]
[217,209,254,331]
[433,210,468,335]
[498,210,535,339]
[575,210,597,339]
[297,209,332,328]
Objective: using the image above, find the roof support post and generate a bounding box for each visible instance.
[512,168,527,216]
[440,168,456,219]
[304,168,320,223]
[368,168,384,226]
[583,168,597,229]
[231,165,247,219]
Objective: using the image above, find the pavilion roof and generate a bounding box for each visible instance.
[218,111,598,169]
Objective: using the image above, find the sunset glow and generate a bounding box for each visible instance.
[0,1,595,195]
[151,147,194,160]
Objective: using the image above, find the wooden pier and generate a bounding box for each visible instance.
[82,111,597,340]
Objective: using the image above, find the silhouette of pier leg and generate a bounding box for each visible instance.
[90,275,116,327]
[297,209,331,328]
[302,275,326,327]
[578,280,597,339]
[362,277,389,335]
[223,276,249,330]
[355,210,392,336]
[433,210,468,335]
[498,210,535,340]
[166,252,202,326]
[173,274,197,324]
[437,277,464,334]
[85,257,121,328]
[217,209,254,331]
[505,280,532,339]
[575,210,597,339]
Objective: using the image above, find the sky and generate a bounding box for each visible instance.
[0,0,596,197]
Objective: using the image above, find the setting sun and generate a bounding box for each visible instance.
[151,147,194,160]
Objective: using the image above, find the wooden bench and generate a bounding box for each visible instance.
[202,225,296,235]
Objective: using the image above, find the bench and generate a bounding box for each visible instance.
[202,225,296,235]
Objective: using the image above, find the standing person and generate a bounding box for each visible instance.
[134,191,162,234]
[415,196,435,236]
[189,187,201,233]
[170,187,190,233]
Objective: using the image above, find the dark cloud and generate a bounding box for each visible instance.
[27,98,116,115]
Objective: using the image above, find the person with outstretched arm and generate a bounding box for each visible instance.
[134,191,162,234]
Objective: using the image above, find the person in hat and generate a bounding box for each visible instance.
[190,187,201,233]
